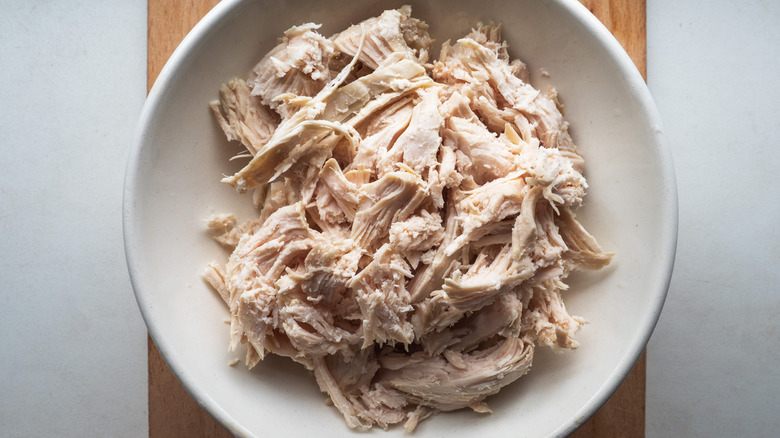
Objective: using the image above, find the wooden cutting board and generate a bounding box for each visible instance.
[147,1,647,436]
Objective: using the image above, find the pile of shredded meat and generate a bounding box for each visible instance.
[203,6,612,431]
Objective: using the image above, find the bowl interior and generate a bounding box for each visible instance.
[124,0,675,436]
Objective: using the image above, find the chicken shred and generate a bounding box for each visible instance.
[204,6,612,431]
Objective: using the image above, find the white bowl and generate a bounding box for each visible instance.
[124,0,677,436]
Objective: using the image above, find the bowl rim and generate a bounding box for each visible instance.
[123,0,678,436]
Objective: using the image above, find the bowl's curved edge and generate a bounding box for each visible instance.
[123,0,680,437]
[122,0,254,436]
[550,0,678,436]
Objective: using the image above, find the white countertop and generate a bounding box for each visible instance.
[1,1,778,436]
[646,1,780,436]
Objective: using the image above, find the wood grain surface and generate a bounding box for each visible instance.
[147,1,647,436]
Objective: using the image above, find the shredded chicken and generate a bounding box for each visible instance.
[204,6,612,432]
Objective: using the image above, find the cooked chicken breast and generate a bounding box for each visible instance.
[205,6,612,431]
